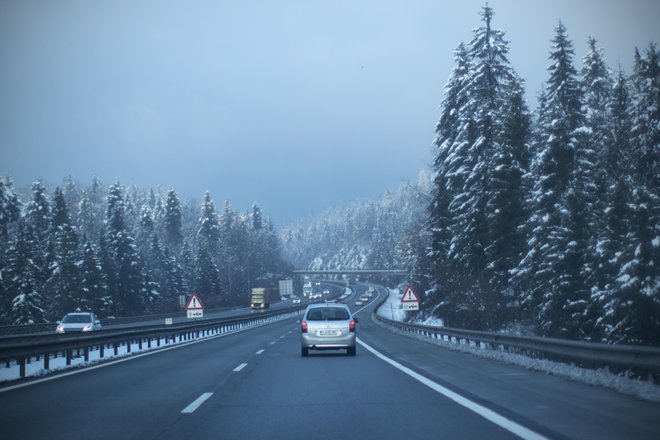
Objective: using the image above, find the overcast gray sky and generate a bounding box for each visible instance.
[1,0,658,225]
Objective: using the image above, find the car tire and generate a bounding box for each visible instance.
[347,346,356,356]
[301,347,309,357]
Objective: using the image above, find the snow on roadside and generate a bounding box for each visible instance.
[0,310,301,385]
[373,288,660,403]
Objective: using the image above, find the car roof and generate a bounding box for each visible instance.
[305,303,349,310]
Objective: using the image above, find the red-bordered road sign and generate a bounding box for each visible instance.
[401,286,420,303]
[185,293,204,318]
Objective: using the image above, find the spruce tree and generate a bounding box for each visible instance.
[80,240,111,316]
[0,177,21,243]
[5,223,45,324]
[163,187,183,249]
[44,187,82,318]
[518,22,590,338]
[197,191,220,254]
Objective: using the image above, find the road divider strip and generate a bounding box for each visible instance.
[357,338,549,440]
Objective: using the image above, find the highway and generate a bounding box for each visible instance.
[0,284,658,439]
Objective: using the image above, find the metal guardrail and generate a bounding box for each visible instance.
[372,290,660,377]
[0,305,243,336]
[0,306,305,379]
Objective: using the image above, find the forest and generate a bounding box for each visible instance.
[0,177,290,324]
[285,7,659,346]
[1,6,658,347]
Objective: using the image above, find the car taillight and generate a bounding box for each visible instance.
[301,321,308,333]
[349,320,356,333]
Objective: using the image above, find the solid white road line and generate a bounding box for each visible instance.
[181,392,213,414]
[233,363,248,372]
[0,320,265,393]
[357,338,549,440]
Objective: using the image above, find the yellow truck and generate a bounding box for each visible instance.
[250,288,275,309]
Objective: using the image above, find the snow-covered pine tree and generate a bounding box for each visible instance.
[44,187,82,318]
[104,182,148,316]
[426,42,470,322]
[429,6,530,328]
[520,22,593,339]
[0,176,21,244]
[484,72,531,324]
[163,187,183,250]
[5,223,45,324]
[25,180,51,241]
[197,191,220,254]
[630,44,660,192]
[606,186,660,345]
[251,203,263,231]
[80,239,111,316]
[195,247,222,306]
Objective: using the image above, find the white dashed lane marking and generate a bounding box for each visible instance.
[233,363,248,372]
[181,393,213,414]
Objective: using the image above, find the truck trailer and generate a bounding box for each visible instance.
[250,288,275,309]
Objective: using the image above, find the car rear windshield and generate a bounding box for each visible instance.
[306,307,350,321]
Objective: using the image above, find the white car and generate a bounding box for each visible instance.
[56,312,102,333]
[300,303,358,356]
[355,300,363,306]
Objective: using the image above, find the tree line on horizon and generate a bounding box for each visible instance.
[409,6,659,345]
[0,176,290,324]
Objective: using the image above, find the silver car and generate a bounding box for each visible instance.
[300,303,357,356]
[56,312,102,333]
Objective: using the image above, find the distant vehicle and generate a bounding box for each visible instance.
[303,282,313,298]
[360,295,369,302]
[56,312,102,333]
[299,303,358,356]
[322,289,330,295]
[292,297,301,305]
[250,287,276,309]
[278,279,294,299]
[355,300,363,306]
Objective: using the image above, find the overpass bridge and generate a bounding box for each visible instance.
[292,269,407,276]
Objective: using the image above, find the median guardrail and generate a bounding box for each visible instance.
[0,305,305,379]
[0,305,244,336]
[372,288,660,380]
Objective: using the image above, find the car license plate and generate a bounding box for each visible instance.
[318,330,339,336]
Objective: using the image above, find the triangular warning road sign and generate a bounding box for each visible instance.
[185,293,205,310]
[401,286,420,302]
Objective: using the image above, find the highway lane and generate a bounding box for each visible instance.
[351,285,660,440]
[0,284,658,439]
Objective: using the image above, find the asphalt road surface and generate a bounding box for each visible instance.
[0,285,658,440]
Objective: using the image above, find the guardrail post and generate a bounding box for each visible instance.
[127,340,132,353]
[44,353,49,370]
[84,347,89,362]
[100,344,104,358]
[66,349,72,365]
[19,357,26,378]
[113,343,119,356]
[139,338,143,350]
